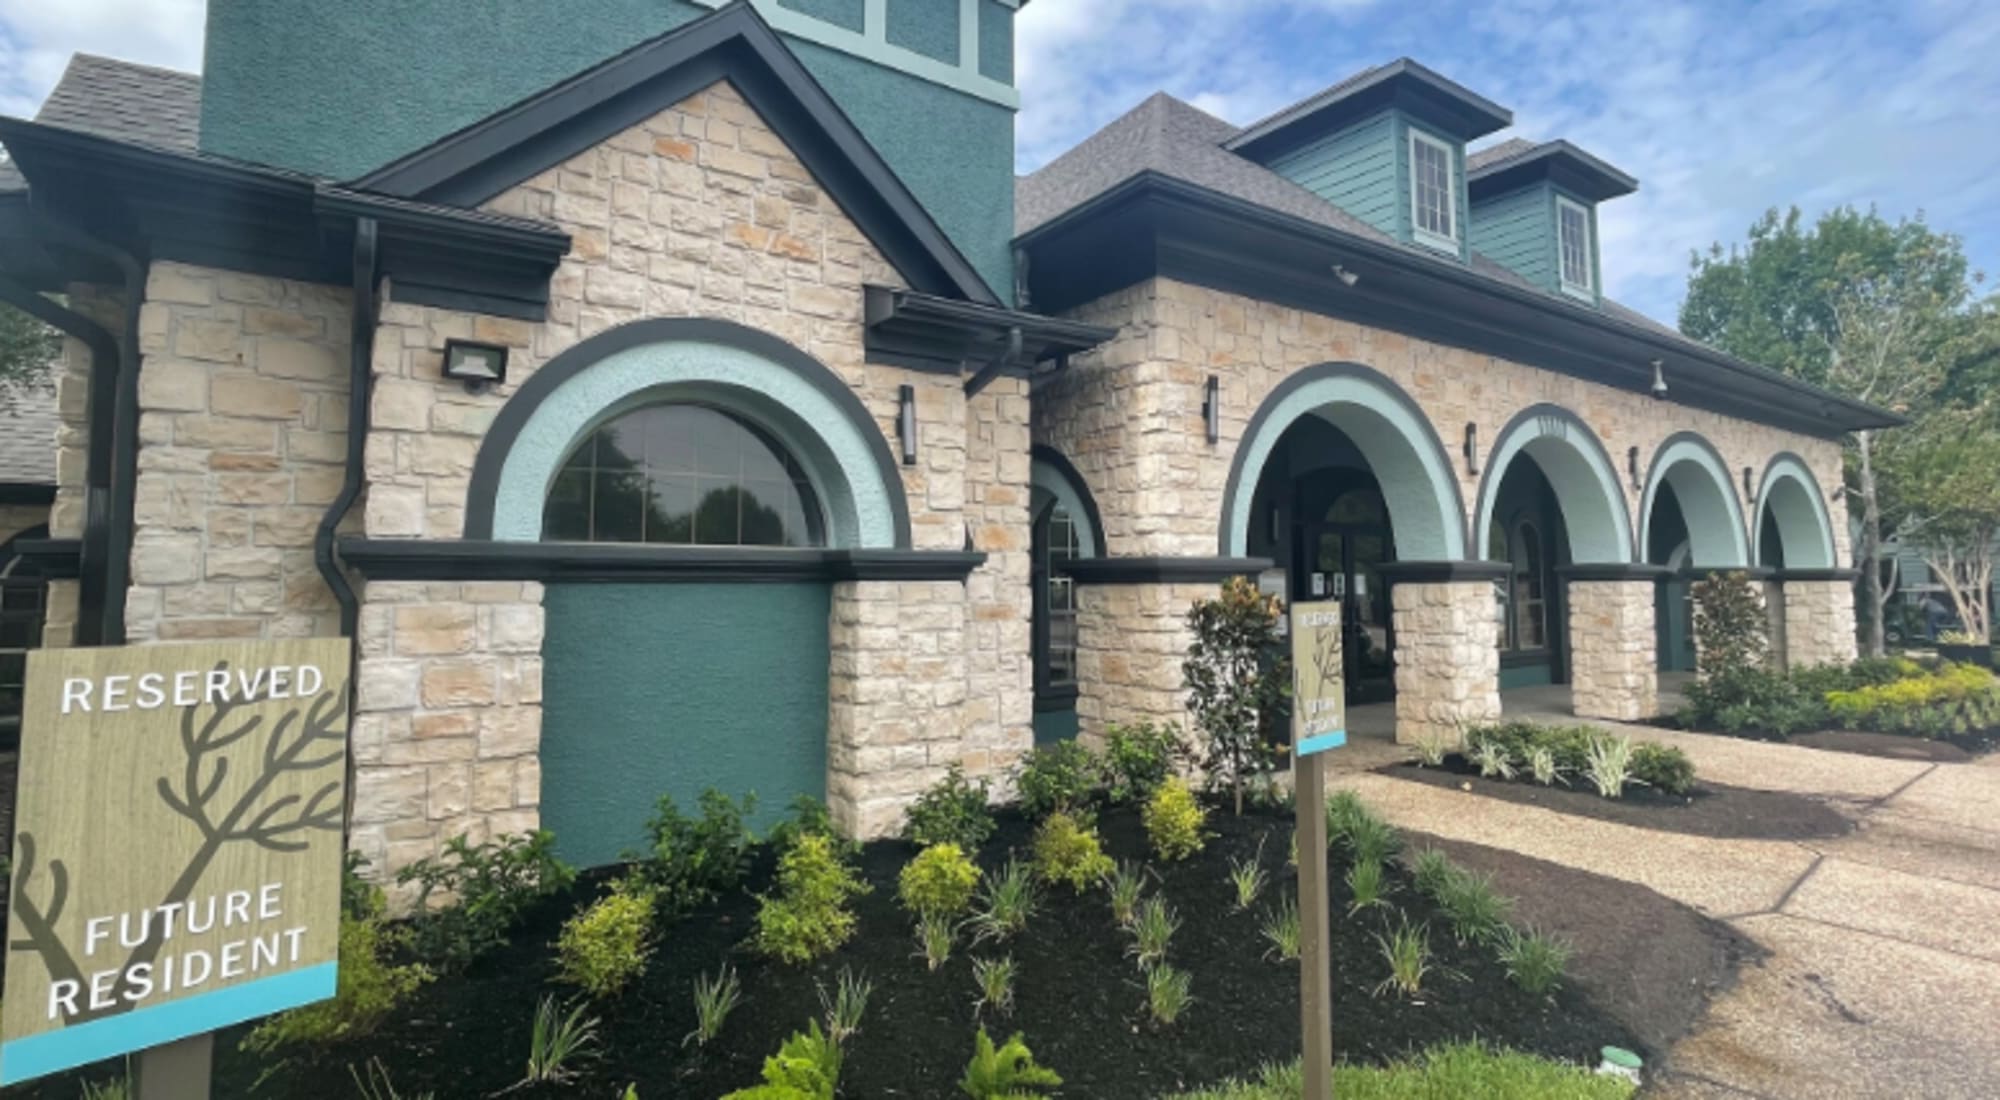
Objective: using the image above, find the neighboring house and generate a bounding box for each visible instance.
[0,1,1884,877]
[0,385,58,739]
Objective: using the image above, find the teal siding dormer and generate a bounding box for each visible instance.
[1470,184,1556,287]
[1262,111,1472,262]
[1467,138,1637,309]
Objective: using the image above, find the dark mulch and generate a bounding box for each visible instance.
[1407,833,1764,1056]
[1378,757,1854,840]
[1650,715,1998,759]
[22,802,1661,1100]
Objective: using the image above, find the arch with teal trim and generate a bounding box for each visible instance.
[1220,363,1465,561]
[465,318,909,548]
[1473,404,1633,564]
[1638,432,1749,567]
[1754,452,1838,569]
[1030,445,1102,559]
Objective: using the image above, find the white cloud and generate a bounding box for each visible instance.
[0,0,205,117]
[1016,0,2000,324]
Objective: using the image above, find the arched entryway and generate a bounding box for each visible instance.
[1030,446,1102,744]
[472,319,907,866]
[1639,433,1750,672]
[1472,405,1632,692]
[1222,364,1464,704]
[1754,453,1838,570]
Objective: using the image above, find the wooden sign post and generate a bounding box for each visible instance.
[1290,600,1345,1100]
[1,639,351,1093]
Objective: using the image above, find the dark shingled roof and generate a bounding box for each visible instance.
[1,54,202,192]
[1467,137,1537,172]
[0,386,59,487]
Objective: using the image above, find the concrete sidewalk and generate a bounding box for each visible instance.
[1332,723,2000,1100]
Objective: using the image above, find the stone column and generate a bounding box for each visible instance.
[1391,580,1500,746]
[1780,576,1860,669]
[1071,579,1210,745]
[827,579,967,839]
[1567,579,1658,721]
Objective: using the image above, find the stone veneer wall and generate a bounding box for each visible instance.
[1072,582,1211,740]
[1033,276,1852,737]
[352,79,1032,859]
[125,262,352,642]
[1392,581,1501,745]
[1567,580,1658,721]
[1781,579,1859,670]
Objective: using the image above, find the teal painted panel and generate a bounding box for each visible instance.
[979,0,1014,83]
[1263,113,1400,237]
[886,0,960,64]
[198,0,1012,304]
[780,0,865,32]
[1033,707,1079,745]
[1499,662,1554,690]
[540,582,831,868]
[1471,183,1557,292]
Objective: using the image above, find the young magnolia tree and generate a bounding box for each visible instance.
[1183,577,1288,815]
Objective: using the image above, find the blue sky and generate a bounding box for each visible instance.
[2,0,1993,324]
[1017,0,2000,321]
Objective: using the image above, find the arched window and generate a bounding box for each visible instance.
[542,404,824,547]
[1491,518,1547,652]
[1,527,50,736]
[1033,504,1081,699]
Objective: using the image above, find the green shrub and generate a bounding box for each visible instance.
[898,842,982,919]
[631,789,757,915]
[1014,740,1103,819]
[1691,570,1769,678]
[1497,925,1572,996]
[1162,1041,1638,1100]
[969,859,1039,943]
[1104,722,1181,804]
[1434,866,1512,946]
[397,830,575,971]
[959,1028,1061,1099]
[1143,777,1208,862]
[556,879,656,998]
[1184,578,1289,814]
[1681,666,1826,734]
[1827,662,2000,736]
[766,794,857,860]
[1031,811,1113,893]
[1327,791,1398,865]
[723,1021,842,1100]
[753,833,871,964]
[1630,742,1696,795]
[241,877,431,1053]
[902,765,996,849]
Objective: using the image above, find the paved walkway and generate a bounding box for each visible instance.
[1329,717,2000,1099]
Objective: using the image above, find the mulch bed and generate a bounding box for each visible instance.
[1651,716,1998,760]
[1379,756,1854,840]
[22,801,1661,1100]
[1408,833,1763,1056]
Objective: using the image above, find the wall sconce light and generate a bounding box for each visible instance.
[1649,358,1669,400]
[1743,465,1755,503]
[442,338,508,393]
[897,384,917,466]
[1202,375,1220,444]
[1463,422,1479,475]
[1627,446,1641,491]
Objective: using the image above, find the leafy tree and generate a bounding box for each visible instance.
[1183,577,1287,815]
[0,300,59,409]
[1682,207,1986,654]
[1880,405,2000,641]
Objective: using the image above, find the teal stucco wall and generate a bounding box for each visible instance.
[885,0,959,64]
[539,582,832,868]
[1033,708,1079,745]
[198,0,1015,301]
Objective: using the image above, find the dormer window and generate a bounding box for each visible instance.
[1556,196,1594,298]
[1409,129,1458,251]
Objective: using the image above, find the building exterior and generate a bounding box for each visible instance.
[0,2,1883,879]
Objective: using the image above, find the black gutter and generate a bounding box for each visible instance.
[317,218,379,636]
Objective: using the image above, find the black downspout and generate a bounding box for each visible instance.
[0,265,129,646]
[317,218,379,637]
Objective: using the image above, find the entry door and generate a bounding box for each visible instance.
[1302,526,1396,702]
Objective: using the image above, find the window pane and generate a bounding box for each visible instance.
[1413,137,1453,239]
[542,403,824,546]
[1560,204,1591,289]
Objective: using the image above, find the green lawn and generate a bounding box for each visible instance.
[1162,1042,1635,1100]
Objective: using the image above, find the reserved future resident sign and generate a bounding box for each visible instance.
[1,638,350,1085]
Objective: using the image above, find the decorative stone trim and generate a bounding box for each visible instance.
[1779,578,1859,670]
[1390,580,1500,747]
[1568,579,1657,721]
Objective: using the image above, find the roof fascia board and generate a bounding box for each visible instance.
[351,3,999,305]
[1468,140,1638,203]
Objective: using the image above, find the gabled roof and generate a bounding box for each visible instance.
[1,54,203,194]
[353,1,998,305]
[0,386,59,488]
[1468,137,1638,203]
[1225,58,1513,161]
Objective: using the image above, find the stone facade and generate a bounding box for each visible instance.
[1073,582,1211,740]
[125,262,352,643]
[1392,581,1501,745]
[1567,580,1658,721]
[1781,579,1859,670]
[827,580,967,836]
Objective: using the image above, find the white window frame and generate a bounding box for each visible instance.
[1556,195,1595,299]
[1407,128,1459,253]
